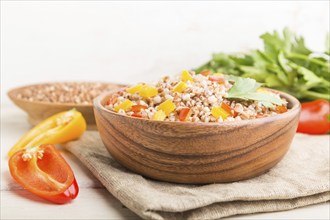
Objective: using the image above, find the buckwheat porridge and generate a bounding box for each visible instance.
[105,70,288,123]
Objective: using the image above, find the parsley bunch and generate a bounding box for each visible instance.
[195,28,330,102]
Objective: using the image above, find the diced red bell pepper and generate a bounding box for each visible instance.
[209,75,225,84]
[131,105,148,113]
[200,70,211,77]
[179,107,192,121]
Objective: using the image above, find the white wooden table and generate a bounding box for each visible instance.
[1,105,329,219]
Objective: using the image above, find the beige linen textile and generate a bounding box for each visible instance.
[64,131,330,220]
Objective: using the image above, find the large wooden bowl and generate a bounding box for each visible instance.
[94,90,300,184]
[8,82,126,130]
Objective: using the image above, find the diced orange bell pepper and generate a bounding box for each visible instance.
[211,104,231,120]
[8,109,87,157]
[131,104,148,113]
[276,105,288,113]
[209,73,225,84]
[221,102,233,116]
[152,110,166,121]
[200,70,211,77]
[106,95,118,105]
[158,100,176,116]
[179,107,192,121]
[131,113,142,118]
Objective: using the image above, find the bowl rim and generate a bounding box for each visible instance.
[7,81,128,107]
[93,88,301,126]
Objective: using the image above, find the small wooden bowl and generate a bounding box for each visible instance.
[8,82,126,129]
[94,90,300,184]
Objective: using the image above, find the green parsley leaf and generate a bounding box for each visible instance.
[225,75,284,107]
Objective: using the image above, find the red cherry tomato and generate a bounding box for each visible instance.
[297,99,330,134]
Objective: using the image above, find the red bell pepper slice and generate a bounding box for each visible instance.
[179,107,192,121]
[209,75,225,84]
[131,104,148,113]
[8,144,79,204]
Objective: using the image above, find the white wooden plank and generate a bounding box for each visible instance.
[1,188,139,220]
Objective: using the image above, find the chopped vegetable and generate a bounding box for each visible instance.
[114,99,133,112]
[221,102,234,116]
[8,109,87,157]
[211,105,231,120]
[152,110,166,121]
[200,70,211,76]
[179,107,192,121]
[209,74,225,83]
[195,28,330,102]
[297,99,330,134]
[181,70,194,82]
[158,100,176,116]
[131,104,147,113]
[9,144,79,204]
[173,81,187,93]
[139,85,158,98]
[131,113,142,118]
[276,105,288,114]
[106,95,118,105]
[126,84,143,94]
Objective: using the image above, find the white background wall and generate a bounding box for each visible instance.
[1,1,329,106]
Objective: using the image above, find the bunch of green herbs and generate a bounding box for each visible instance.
[195,28,330,102]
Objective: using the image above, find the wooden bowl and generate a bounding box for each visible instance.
[8,82,126,130]
[94,90,300,184]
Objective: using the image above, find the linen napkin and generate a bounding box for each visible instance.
[64,131,330,220]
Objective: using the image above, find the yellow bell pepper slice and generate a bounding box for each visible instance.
[211,106,231,120]
[173,81,187,93]
[152,110,166,121]
[158,100,176,116]
[114,99,133,112]
[8,109,87,157]
[126,84,143,94]
[139,85,158,98]
[181,70,193,82]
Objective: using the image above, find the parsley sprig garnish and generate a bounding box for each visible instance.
[225,75,285,108]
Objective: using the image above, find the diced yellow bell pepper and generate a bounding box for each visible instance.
[158,100,176,116]
[181,70,193,82]
[139,85,158,98]
[257,88,270,93]
[126,84,143,94]
[173,81,187,93]
[213,73,224,77]
[114,99,133,112]
[8,109,87,157]
[211,106,231,120]
[152,110,166,121]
